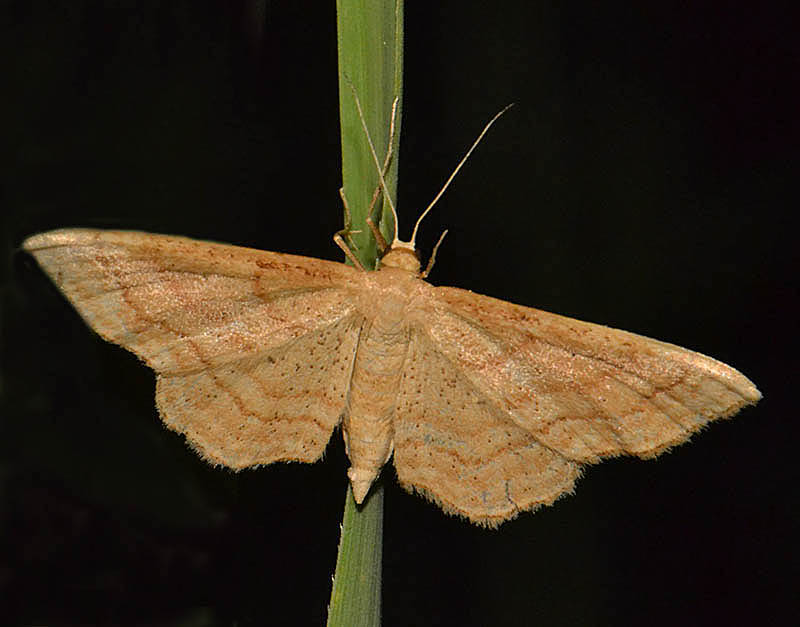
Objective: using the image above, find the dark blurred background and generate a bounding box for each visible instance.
[2,1,797,625]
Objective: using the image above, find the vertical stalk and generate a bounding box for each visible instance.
[327,2,403,627]
[336,0,404,266]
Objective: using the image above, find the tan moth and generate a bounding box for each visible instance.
[22,108,760,527]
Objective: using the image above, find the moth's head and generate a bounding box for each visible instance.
[357,102,511,280]
[379,242,422,274]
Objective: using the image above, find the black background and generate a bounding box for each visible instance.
[2,2,797,626]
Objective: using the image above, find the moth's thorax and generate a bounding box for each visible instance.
[379,245,421,274]
[357,264,427,324]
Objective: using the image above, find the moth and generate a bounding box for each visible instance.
[22,112,760,528]
[22,218,760,526]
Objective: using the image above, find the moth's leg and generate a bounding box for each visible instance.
[421,229,449,279]
[364,97,399,254]
[365,190,389,254]
[334,188,366,271]
[336,95,398,261]
[338,187,363,248]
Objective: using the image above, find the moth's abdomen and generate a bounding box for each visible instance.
[343,316,410,502]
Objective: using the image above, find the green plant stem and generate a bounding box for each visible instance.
[327,1,403,626]
[335,0,403,266]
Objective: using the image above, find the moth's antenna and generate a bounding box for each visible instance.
[410,104,514,248]
[345,78,401,244]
